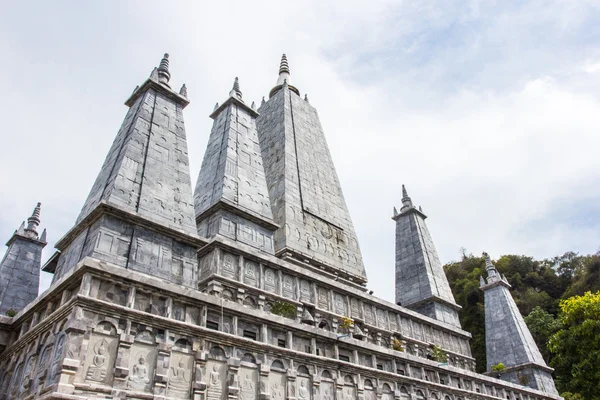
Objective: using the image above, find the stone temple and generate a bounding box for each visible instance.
[0,54,559,399]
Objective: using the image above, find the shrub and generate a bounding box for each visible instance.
[270,301,296,319]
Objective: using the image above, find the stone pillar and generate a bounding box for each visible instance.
[153,342,171,395]
[259,363,270,400]
[113,332,134,388]
[227,357,241,400]
[193,350,208,400]
[79,273,93,296]
[126,286,136,308]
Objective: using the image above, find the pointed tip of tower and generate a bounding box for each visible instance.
[16,221,25,235]
[393,206,398,217]
[251,101,256,110]
[400,184,413,211]
[304,93,309,103]
[179,83,188,98]
[279,53,290,75]
[229,77,243,101]
[24,202,41,238]
[40,228,47,243]
[214,102,219,111]
[402,184,408,198]
[157,53,171,87]
[261,96,266,106]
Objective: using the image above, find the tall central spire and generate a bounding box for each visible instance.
[258,54,367,284]
[269,53,300,98]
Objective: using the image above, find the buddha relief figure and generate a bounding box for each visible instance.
[86,339,109,382]
[298,380,310,400]
[127,355,151,391]
[322,386,333,400]
[271,381,284,400]
[207,364,223,400]
[240,372,255,400]
[168,358,190,395]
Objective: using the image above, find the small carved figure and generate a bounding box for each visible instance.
[86,339,109,382]
[127,355,151,390]
[168,358,190,395]
[298,380,310,400]
[207,364,223,400]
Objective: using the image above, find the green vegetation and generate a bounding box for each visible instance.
[269,301,296,319]
[391,337,404,352]
[430,344,448,363]
[548,291,600,399]
[5,308,16,317]
[491,362,506,373]
[339,316,353,333]
[445,250,600,399]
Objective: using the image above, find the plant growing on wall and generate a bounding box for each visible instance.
[5,309,16,317]
[491,362,507,373]
[430,345,448,363]
[339,316,353,333]
[270,301,297,319]
[391,338,404,352]
[517,372,529,386]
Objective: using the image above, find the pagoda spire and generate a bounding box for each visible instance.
[393,186,461,327]
[269,53,300,97]
[52,53,199,287]
[480,252,558,394]
[0,203,47,314]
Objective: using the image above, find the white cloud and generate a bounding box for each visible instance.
[0,1,599,300]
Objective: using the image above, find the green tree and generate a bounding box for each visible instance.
[523,306,560,363]
[548,291,600,399]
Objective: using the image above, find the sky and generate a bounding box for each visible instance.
[1,1,600,300]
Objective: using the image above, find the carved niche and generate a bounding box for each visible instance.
[363,379,375,400]
[82,322,118,385]
[297,366,311,400]
[264,268,277,293]
[317,287,329,310]
[244,261,258,287]
[167,347,194,398]
[342,375,356,400]
[238,355,258,400]
[282,275,295,299]
[381,383,394,400]
[126,330,157,392]
[299,279,311,303]
[334,293,347,315]
[268,370,286,400]
[320,370,334,400]
[48,333,66,385]
[222,253,237,279]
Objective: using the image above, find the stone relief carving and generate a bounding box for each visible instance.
[49,334,66,383]
[376,309,386,327]
[206,362,225,400]
[364,305,374,325]
[264,268,276,292]
[282,275,294,298]
[34,344,52,390]
[85,338,110,382]
[318,287,328,309]
[167,353,193,398]
[297,377,311,400]
[334,293,347,315]
[269,372,286,400]
[126,346,156,392]
[300,280,311,302]
[321,381,334,400]
[238,367,257,400]
[21,355,36,394]
[223,253,237,278]
[350,298,360,318]
[245,261,258,287]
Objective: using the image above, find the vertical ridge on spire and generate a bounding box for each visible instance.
[157,53,171,86]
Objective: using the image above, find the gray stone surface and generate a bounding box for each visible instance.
[481,253,558,395]
[52,54,200,286]
[257,81,366,284]
[393,188,460,327]
[0,203,46,315]
[194,80,276,253]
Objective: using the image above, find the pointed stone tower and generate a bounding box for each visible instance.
[480,252,558,394]
[393,185,461,327]
[50,54,200,287]
[194,77,278,252]
[0,203,47,314]
[257,55,367,285]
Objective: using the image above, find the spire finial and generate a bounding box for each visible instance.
[483,251,498,279]
[304,93,309,103]
[279,54,290,75]
[25,202,41,238]
[229,77,243,100]
[251,101,256,110]
[400,184,413,211]
[157,53,171,86]
[261,96,266,106]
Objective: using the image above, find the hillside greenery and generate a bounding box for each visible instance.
[444,250,600,398]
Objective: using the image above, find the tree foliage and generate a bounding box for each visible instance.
[444,249,600,398]
[548,291,600,399]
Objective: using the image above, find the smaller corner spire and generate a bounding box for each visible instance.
[229,77,243,101]
[304,93,309,103]
[251,101,256,111]
[25,202,41,238]
[179,83,188,98]
[157,53,171,86]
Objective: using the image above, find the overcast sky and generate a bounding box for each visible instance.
[1,1,600,300]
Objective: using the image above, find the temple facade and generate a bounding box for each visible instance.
[0,54,559,399]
